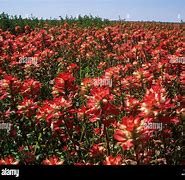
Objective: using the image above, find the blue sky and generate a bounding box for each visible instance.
[0,0,184,22]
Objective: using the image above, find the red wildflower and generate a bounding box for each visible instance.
[21,79,41,99]
[90,144,105,157]
[0,156,19,165]
[0,75,21,100]
[102,102,119,115]
[42,155,64,165]
[17,98,38,117]
[114,129,127,142]
[104,155,122,165]
[52,72,76,96]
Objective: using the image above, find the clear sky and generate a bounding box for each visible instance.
[0,0,184,22]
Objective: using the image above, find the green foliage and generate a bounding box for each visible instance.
[0,12,112,33]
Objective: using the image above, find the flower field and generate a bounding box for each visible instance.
[0,16,184,165]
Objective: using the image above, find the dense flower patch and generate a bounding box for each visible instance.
[0,21,184,165]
